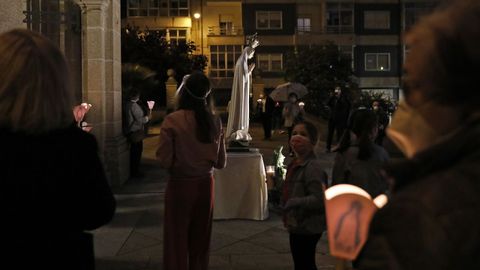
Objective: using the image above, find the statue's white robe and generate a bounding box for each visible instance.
[226,46,252,143]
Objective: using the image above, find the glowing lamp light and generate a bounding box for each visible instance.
[324,184,389,260]
[193,13,201,19]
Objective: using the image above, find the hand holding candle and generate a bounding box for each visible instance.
[73,103,92,123]
[266,165,275,177]
[73,102,93,132]
[265,165,275,190]
[147,100,155,118]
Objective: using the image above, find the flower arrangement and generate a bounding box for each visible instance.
[269,146,287,209]
[273,146,286,181]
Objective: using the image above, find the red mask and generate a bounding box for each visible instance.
[290,135,313,156]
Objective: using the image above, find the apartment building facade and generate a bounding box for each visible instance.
[0,0,439,185]
[122,0,440,103]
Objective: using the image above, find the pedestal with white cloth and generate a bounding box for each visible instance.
[213,152,269,220]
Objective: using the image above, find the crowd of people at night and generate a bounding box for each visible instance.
[1,0,479,269]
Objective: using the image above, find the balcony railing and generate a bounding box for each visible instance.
[207,26,244,36]
[326,25,354,34]
[294,26,355,36]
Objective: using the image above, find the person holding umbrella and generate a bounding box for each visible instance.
[270,82,308,102]
[271,82,308,156]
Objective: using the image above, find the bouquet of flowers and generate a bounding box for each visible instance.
[273,146,286,181]
[268,146,287,208]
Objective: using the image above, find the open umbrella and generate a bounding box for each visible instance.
[270,82,308,102]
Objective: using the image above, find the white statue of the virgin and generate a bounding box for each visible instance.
[225,34,259,146]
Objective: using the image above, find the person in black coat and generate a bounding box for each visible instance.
[372,100,390,146]
[326,86,351,152]
[261,89,275,140]
[0,29,116,270]
[356,1,480,269]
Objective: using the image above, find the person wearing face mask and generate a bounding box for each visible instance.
[357,1,480,269]
[283,93,304,156]
[281,121,327,270]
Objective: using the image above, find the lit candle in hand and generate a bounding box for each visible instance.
[266,165,275,177]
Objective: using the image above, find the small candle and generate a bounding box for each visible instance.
[81,102,92,110]
[266,165,275,176]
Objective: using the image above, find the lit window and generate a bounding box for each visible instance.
[297,17,311,33]
[210,45,243,77]
[256,53,283,72]
[168,29,187,44]
[365,53,390,71]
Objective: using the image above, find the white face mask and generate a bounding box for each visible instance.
[386,101,439,158]
[290,135,312,157]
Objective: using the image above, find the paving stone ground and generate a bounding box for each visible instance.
[93,114,342,270]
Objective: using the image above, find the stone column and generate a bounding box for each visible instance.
[0,1,25,33]
[76,0,128,186]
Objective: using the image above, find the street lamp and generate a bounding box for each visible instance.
[193,12,203,54]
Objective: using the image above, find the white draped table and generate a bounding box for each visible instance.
[213,152,269,220]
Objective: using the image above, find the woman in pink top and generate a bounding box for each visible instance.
[156,71,226,270]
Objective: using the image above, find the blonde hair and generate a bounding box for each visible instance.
[0,29,74,134]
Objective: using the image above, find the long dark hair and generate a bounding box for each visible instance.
[177,71,217,143]
[337,109,378,160]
